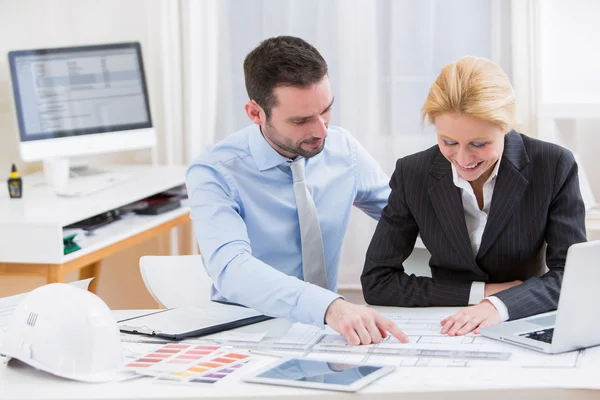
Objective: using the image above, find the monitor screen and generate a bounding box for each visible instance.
[8,42,153,143]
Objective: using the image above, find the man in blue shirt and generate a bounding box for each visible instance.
[186,36,408,345]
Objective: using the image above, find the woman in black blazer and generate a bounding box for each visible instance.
[361,56,586,336]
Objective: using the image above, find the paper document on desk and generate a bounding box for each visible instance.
[202,330,268,343]
[351,310,582,368]
[0,294,24,340]
[275,323,327,345]
[287,308,600,390]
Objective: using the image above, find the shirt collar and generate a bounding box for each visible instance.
[248,125,292,171]
[451,156,502,188]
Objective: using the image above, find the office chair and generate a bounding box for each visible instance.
[139,255,213,308]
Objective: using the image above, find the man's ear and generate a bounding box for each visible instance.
[244,100,265,125]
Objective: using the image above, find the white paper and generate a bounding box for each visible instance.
[275,323,325,345]
[0,293,23,337]
[301,309,582,368]
[282,308,600,390]
[119,332,172,345]
[221,307,600,390]
[197,330,267,343]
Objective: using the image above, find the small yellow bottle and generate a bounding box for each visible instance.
[7,163,22,199]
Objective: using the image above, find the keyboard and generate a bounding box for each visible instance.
[520,328,554,344]
[65,211,121,231]
[54,173,132,197]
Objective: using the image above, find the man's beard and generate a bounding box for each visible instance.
[263,123,326,159]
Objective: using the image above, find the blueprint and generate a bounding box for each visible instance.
[185,307,596,369]
[115,307,600,390]
[194,307,600,390]
[317,311,586,369]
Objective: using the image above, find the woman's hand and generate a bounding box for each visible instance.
[440,300,500,336]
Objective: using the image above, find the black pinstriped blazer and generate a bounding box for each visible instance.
[361,131,587,320]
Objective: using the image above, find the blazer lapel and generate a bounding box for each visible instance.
[477,131,530,260]
[428,152,479,270]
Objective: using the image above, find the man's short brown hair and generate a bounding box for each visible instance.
[243,36,328,120]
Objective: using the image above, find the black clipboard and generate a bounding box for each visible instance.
[117,302,273,341]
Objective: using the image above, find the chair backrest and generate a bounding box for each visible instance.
[139,255,213,308]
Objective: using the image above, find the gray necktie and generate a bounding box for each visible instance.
[290,159,328,289]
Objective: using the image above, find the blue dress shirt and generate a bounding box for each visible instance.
[185,124,390,327]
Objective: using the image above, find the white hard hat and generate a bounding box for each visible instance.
[1,283,126,382]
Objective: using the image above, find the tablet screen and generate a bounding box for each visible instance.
[256,358,383,385]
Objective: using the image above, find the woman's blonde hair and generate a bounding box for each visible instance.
[421,56,516,132]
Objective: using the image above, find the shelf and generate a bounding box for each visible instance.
[0,164,188,264]
[0,165,187,227]
[61,205,190,263]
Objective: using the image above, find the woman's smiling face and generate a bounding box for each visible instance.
[435,113,508,186]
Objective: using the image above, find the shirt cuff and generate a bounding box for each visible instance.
[485,296,510,322]
[468,282,485,305]
[295,283,343,329]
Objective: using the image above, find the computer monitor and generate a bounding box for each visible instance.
[7,42,156,181]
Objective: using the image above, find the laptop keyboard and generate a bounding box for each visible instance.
[520,328,554,344]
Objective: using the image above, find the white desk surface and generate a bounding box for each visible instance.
[1,308,598,400]
[0,165,187,227]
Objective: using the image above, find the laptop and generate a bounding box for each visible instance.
[480,240,600,354]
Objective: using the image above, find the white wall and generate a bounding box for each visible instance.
[537,0,600,200]
[539,0,600,103]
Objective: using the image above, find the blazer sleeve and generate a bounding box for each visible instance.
[361,158,472,307]
[493,149,587,320]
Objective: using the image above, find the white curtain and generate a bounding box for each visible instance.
[510,0,540,138]
[170,0,512,288]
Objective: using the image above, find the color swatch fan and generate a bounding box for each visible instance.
[125,343,252,384]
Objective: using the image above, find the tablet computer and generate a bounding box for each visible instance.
[243,358,395,392]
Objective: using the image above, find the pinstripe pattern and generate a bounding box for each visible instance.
[362,131,587,320]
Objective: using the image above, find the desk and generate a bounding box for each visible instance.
[0,165,189,292]
[0,308,597,400]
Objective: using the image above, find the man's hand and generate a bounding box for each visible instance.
[484,280,522,297]
[324,298,409,345]
[440,300,500,336]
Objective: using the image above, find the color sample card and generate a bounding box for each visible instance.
[125,343,224,375]
[153,352,252,385]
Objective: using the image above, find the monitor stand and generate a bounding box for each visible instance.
[43,158,109,188]
[69,165,109,178]
[42,158,70,188]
